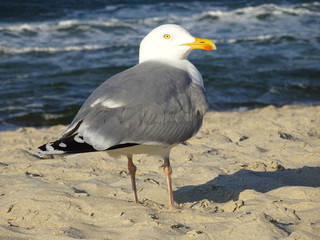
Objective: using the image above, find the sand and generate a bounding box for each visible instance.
[0,105,319,240]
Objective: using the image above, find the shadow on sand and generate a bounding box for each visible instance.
[174,166,320,204]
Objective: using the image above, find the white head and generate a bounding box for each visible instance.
[139,24,216,63]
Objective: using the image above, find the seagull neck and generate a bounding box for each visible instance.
[138,59,205,89]
[166,59,205,89]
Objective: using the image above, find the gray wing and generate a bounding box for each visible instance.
[60,61,208,150]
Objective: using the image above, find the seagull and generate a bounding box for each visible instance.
[37,24,216,210]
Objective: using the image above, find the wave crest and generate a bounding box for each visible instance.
[0,45,107,55]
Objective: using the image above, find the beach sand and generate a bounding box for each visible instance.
[0,105,319,239]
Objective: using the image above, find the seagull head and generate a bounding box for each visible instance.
[139,24,216,63]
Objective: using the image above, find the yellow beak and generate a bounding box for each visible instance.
[182,37,216,51]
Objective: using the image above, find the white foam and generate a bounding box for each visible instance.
[0,18,131,34]
[43,113,65,120]
[0,45,106,55]
[193,2,320,24]
[57,20,79,27]
[224,35,275,43]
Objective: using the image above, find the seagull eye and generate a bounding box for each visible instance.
[163,34,171,39]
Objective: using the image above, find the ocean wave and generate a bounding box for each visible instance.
[3,21,51,32]
[195,2,320,22]
[43,113,65,120]
[132,2,320,27]
[0,45,108,55]
[220,34,297,44]
[222,35,275,43]
[0,2,318,34]
[0,18,134,34]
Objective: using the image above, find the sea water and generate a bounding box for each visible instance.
[0,0,319,129]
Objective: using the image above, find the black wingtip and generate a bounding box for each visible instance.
[36,135,97,156]
[36,134,141,157]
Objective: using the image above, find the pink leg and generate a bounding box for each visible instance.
[163,156,176,210]
[127,155,138,203]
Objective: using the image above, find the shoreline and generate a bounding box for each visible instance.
[1,105,319,239]
[2,103,319,133]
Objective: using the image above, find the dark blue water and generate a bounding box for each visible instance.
[1,1,319,130]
